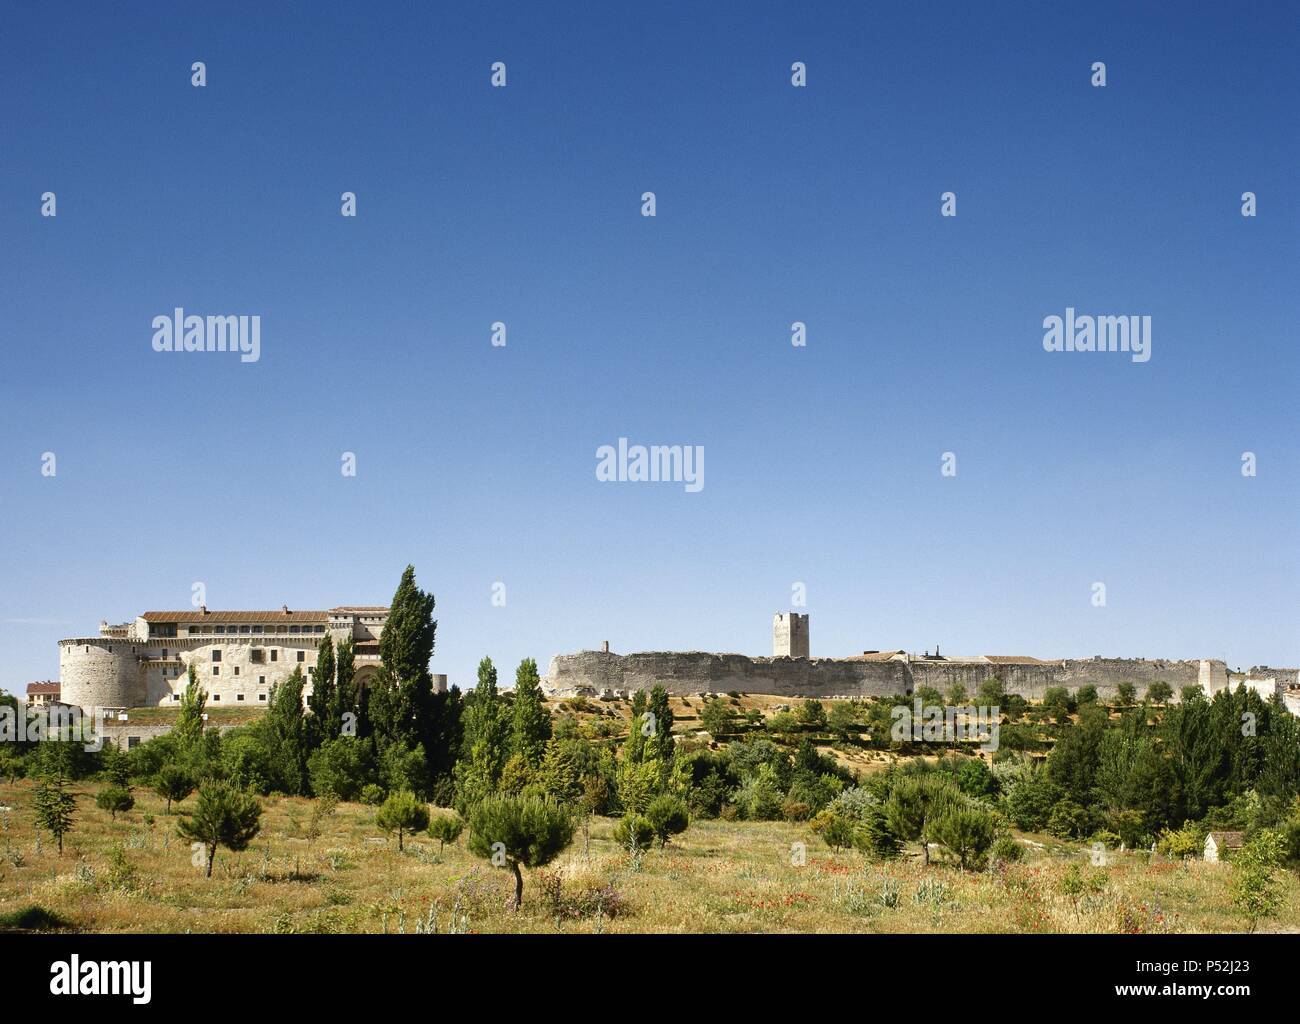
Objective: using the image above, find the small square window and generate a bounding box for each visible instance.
[240,625,251,634]
[172,693,180,701]
[259,693,267,702]
[258,676,265,685]
[212,666,220,676]
[237,693,245,701]
[212,693,220,701]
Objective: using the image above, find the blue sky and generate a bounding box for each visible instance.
[1,1,1297,695]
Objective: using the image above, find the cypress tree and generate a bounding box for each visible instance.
[510,658,551,768]
[308,632,337,744]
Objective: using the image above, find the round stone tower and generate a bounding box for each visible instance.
[59,638,145,710]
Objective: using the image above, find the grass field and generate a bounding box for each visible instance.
[1,777,1296,934]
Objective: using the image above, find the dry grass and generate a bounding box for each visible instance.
[1,778,1296,934]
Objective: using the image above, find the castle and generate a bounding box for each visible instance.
[58,605,445,713]
[545,612,1300,705]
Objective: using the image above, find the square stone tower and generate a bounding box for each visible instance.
[773,612,809,658]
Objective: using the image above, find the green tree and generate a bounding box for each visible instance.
[537,739,582,803]
[427,812,464,852]
[1115,682,1136,705]
[96,786,134,821]
[266,667,311,795]
[307,736,375,802]
[510,658,552,768]
[103,743,132,788]
[307,632,337,743]
[700,698,734,739]
[332,634,357,731]
[33,762,76,855]
[1146,681,1173,704]
[644,793,690,846]
[177,781,263,877]
[454,657,509,811]
[1231,830,1285,933]
[798,700,827,730]
[885,775,958,865]
[827,701,859,740]
[466,794,576,909]
[174,665,208,754]
[930,803,995,869]
[375,790,430,851]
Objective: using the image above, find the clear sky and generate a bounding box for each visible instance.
[1,1,1297,696]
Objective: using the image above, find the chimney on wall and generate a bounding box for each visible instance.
[200,605,207,615]
[282,604,289,614]
[602,640,609,653]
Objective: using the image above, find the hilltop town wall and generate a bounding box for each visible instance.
[545,650,1228,700]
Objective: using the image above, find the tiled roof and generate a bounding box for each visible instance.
[141,610,331,623]
[985,655,1051,665]
[1208,831,1245,847]
[27,681,60,694]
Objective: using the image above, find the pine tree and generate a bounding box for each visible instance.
[177,781,263,877]
[33,759,76,855]
[155,763,194,814]
[510,658,551,768]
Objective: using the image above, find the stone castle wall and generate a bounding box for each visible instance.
[545,650,1229,700]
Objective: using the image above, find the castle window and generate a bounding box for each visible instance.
[237,693,245,701]
[214,626,225,634]
[251,625,263,634]
[297,650,306,663]
[211,693,220,701]
[251,649,265,664]
[212,666,220,676]
[314,626,325,633]
[239,625,251,634]
[259,693,267,702]
[233,666,240,676]
[270,650,278,662]
[173,693,180,701]
[211,650,221,663]
[289,626,301,634]
[258,675,265,685]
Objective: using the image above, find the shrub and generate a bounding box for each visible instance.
[613,813,655,851]
[466,794,576,909]
[154,763,194,814]
[644,794,690,846]
[374,790,430,851]
[177,781,263,877]
[360,783,385,806]
[990,833,1023,865]
[427,812,465,852]
[930,804,996,870]
[95,786,135,821]
[307,737,374,802]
